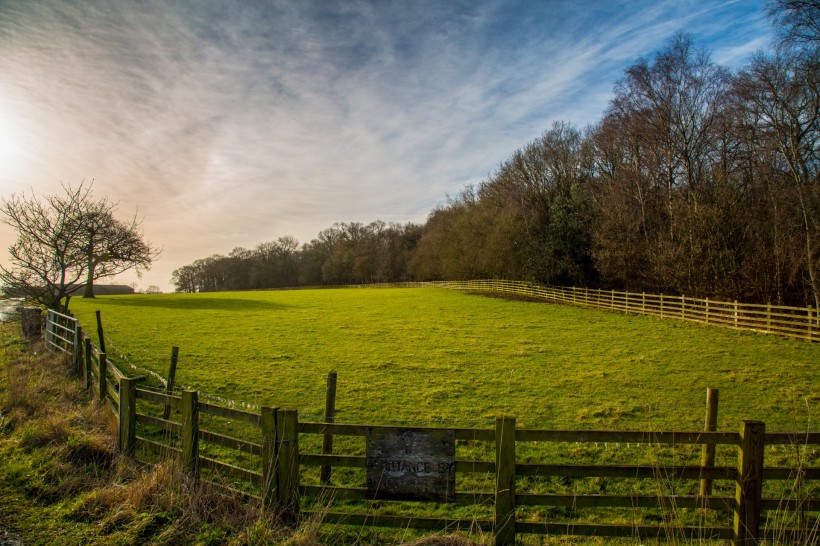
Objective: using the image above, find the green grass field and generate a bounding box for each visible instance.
[69,287,819,433]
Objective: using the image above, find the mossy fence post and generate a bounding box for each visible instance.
[118,377,137,455]
[95,310,107,355]
[181,390,199,475]
[261,406,279,508]
[733,420,764,545]
[73,323,81,374]
[83,337,92,389]
[699,387,719,498]
[320,371,338,484]
[276,409,300,518]
[163,346,179,420]
[97,352,106,402]
[495,416,516,546]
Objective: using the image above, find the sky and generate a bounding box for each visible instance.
[0,0,773,292]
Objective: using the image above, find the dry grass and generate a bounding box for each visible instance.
[0,323,486,545]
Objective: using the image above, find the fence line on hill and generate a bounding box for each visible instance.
[42,309,819,545]
[307,280,820,343]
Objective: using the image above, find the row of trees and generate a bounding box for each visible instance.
[0,183,158,310]
[173,2,818,307]
[411,29,818,306]
[171,222,422,292]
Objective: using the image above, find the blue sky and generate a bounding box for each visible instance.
[0,0,772,291]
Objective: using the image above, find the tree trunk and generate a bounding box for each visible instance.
[83,260,96,298]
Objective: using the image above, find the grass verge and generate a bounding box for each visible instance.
[0,321,484,545]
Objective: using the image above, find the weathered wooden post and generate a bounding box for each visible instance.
[261,406,279,507]
[766,302,771,332]
[276,409,300,517]
[118,377,137,456]
[699,388,719,498]
[84,337,92,389]
[73,324,81,373]
[660,293,665,318]
[98,352,107,402]
[163,346,179,420]
[705,298,710,324]
[733,420,764,545]
[495,416,516,546]
[320,371,338,484]
[733,301,739,328]
[20,307,43,339]
[95,310,107,355]
[180,390,199,475]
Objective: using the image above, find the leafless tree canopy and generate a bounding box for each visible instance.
[768,0,820,48]
[1,183,159,309]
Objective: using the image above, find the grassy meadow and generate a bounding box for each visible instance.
[69,287,819,433]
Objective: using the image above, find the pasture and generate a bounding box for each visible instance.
[69,287,819,433]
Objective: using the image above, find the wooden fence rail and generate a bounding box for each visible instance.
[45,310,820,545]
[268,280,820,342]
[427,280,820,343]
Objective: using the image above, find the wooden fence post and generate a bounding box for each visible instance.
[766,303,771,332]
[98,353,107,402]
[95,310,107,355]
[118,377,137,456]
[706,298,710,324]
[734,301,739,328]
[84,337,92,390]
[733,420,764,545]
[73,324,81,373]
[699,388,719,498]
[807,307,813,341]
[660,294,664,318]
[276,409,300,518]
[180,390,199,475]
[495,416,516,546]
[163,346,179,420]
[261,406,279,507]
[642,292,646,313]
[320,371,338,484]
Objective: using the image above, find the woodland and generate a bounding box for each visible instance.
[174,4,819,308]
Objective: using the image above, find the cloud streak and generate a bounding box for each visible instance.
[0,0,772,290]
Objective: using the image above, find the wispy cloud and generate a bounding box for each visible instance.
[0,0,772,289]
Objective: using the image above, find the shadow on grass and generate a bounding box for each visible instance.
[90,296,291,311]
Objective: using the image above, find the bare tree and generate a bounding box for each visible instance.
[0,183,159,309]
[78,197,159,298]
[734,49,820,308]
[768,0,820,48]
[1,185,88,309]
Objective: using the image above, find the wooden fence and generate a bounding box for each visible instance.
[277,280,819,342]
[45,310,820,545]
[424,280,820,343]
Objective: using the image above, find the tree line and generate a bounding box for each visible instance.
[172,222,422,293]
[173,2,819,308]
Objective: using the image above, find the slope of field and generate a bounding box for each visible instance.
[70,287,819,432]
